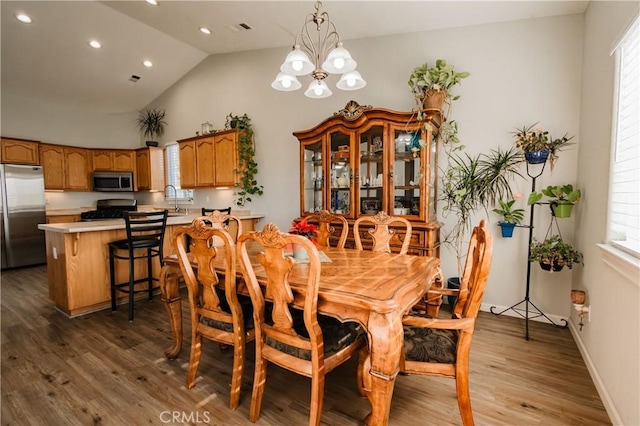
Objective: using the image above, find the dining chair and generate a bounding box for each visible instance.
[108,210,168,321]
[173,217,255,410]
[237,223,366,426]
[300,209,349,248]
[200,209,242,242]
[353,211,412,254]
[398,219,493,426]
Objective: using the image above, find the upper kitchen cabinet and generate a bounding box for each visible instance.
[177,129,238,189]
[136,147,164,191]
[40,144,91,191]
[1,137,40,165]
[91,149,136,172]
[294,101,442,256]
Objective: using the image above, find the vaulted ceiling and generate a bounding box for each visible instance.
[1,1,589,113]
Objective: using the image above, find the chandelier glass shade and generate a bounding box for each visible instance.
[272,0,366,98]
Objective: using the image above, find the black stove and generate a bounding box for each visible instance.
[81,199,137,221]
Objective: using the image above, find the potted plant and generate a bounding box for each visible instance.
[441,147,523,276]
[529,235,583,272]
[225,113,250,130]
[492,198,525,237]
[408,59,470,111]
[137,108,167,147]
[288,217,319,260]
[513,123,573,169]
[528,184,581,218]
[230,113,263,211]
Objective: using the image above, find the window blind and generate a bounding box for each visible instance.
[610,16,639,257]
[164,143,193,201]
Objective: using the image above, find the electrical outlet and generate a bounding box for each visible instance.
[206,196,210,203]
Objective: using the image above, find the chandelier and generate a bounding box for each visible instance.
[271,0,366,99]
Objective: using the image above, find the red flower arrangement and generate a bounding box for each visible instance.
[289,217,318,245]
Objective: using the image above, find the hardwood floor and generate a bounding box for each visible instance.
[1,266,610,425]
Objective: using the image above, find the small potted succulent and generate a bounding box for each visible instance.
[513,123,573,169]
[528,184,581,218]
[492,198,525,237]
[529,235,583,272]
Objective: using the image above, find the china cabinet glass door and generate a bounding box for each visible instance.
[358,125,385,215]
[391,126,425,220]
[301,139,324,214]
[329,130,352,217]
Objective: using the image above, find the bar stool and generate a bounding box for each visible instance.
[109,210,168,321]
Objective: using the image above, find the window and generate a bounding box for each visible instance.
[609,15,639,258]
[164,143,193,201]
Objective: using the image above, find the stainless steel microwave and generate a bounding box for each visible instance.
[92,171,134,192]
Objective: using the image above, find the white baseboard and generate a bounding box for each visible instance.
[568,319,620,426]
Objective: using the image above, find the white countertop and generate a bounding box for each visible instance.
[38,213,265,233]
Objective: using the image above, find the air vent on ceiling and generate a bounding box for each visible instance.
[129,74,141,83]
[228,22,253,32]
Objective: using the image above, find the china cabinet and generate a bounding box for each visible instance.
[294,101,442,256]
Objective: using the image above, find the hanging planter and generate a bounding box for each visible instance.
[539,259,565,272]
[498,222,517,238]
[550,201,574,218]
[524,149,549,164]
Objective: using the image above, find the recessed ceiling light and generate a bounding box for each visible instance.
[16,13,32,24]
[200,27,211,35]
[143,60,153,68]
[88,40,102,49]
[145,0,158,5]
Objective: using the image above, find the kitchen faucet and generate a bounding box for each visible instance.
[164,184,180,212]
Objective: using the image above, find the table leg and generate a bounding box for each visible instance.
[362,311,404,426]
[159,263,183,359]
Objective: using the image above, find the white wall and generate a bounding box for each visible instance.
[574,2,640,425]
[149,13,584,318]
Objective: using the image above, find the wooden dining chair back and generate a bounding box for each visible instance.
[237,223,366,426]
[303,210,348,249]
[200,208,241,242]
[399,219,493,426]
[173,217,254,410]
[353,211,412,255]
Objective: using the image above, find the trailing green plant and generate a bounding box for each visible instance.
[441,147,523,275]
[528,184,581,205]
[513,122,573,169]
[136,108,167,142]
[225,113,250,130]
[230,113,263,208]
[529,235,583,269]
[493,199,525,224]
[408,59,470,98]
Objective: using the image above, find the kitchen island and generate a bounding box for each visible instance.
[37,213,264,317]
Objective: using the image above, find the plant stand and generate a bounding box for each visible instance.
[490,161,568,340]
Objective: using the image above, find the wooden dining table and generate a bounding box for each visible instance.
[159,244,441,426]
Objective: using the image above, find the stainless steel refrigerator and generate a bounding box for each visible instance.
[0,164,46,269]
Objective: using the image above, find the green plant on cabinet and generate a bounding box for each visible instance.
[137,108,167,144]
[229,113,263,208]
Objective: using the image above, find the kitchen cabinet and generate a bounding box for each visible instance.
[293,101,442,257]
[1,137,40,165]
[177,129,238,188]
[40,144,91,191]
[91,149,136,172]
[136,147,165,191]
